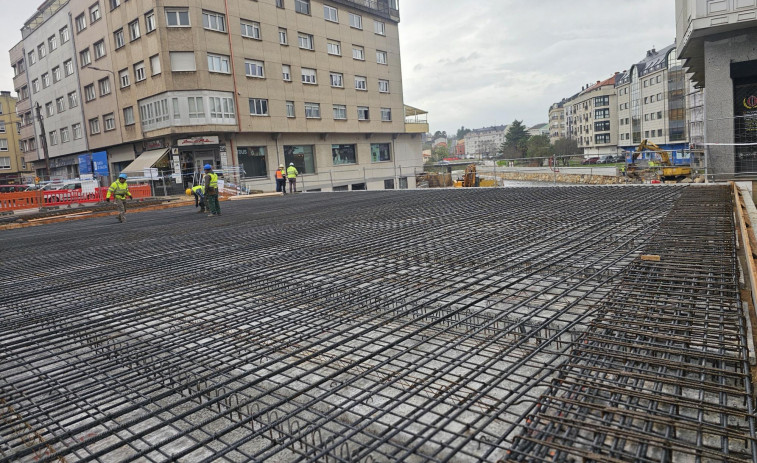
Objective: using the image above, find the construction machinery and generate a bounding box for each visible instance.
[627,139,692,181]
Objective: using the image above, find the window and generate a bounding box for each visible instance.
[172,99,180,119]
[134,61,146,81]
[209,97,235,119]
[0,122,4,133]
[170,52,196,71]
[98,77,111,96]
[0,140,9,152]
[68,91,78,108]
[352,46,364,60]
[28,51,36,66]
[188,97,204,118]
[349,13,362,29]
[84,84,96,102]
[355,76,367,90]
[104,113,115,131]
[90,3,101,23]
[80,48,91,66]
[277,0,284,7]
[249,98,268,116]
[332,144,356,164]
[282,64,291,81]
[123,106,134,125]
[54,97,65,114]
[594,108,610,120]
[49,130,59,146]
[327,40,341,56]
[594,120,610,132]
[60,127,70,143]
[284,145,315,174]
[593,95,609,107]
[279,28,288,45]
[166,9,190,26]
[147,55,160,75]
[324,5,338,22]
[94,40,106,59]
[203,11,226,32]
[76,14,86,32]
[114,29,125,49]
[330,72,343,88]
[109,0,120,10]
[295,0,310,14]
[129,20,141,41]
[378,79,389,93]
[381,107,391,121]
[657,111,663,119]
[64,59,74,76]
[41,73,50,88]
[38,44,46,59]
[89,117,101,134]
[331,104,348,121]
[245,60,264,78]
[0,156,10,169]
[304,102,320,118]
[384,179,394,189]
[357,106,369,120]
[298,33,314,50]
[139,99,170,129]
[371,143,391,162]
[241,20,261,39]
[595,134,611,144]
[374,20,385,35]
[48,35,58,53]
[145,12,156,32]
[657,129,663,137]
[376,50,387,64]
[207,54,230,73]
[301,68,317,84]
[119,69,130,87]
[60,26,70,44]
[286,101,295,117]
[32,79,39,93]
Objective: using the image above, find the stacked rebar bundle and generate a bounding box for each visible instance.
[0,185,753,462]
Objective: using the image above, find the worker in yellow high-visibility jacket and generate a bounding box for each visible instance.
[106,173,132,223]
[203,164,221,216]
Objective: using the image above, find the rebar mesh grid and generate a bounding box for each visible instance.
[0,185,753,462]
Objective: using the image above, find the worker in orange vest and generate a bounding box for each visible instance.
[275,164,287,194]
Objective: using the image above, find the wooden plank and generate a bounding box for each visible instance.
[640,254,661,262]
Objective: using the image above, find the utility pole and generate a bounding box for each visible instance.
[35,103,51,181]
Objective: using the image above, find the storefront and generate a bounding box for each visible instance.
[173,135,223,187]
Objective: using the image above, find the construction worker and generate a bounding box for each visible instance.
[275,164,287,194]
[106,173,133,223]
[186,184,206,213]
[286,162,299,194]
[203,164,221,216]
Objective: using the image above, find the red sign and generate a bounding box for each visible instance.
[745,95,757,110]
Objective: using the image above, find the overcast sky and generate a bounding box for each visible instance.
[0,1,676,136]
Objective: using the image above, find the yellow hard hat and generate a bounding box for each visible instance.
[185,188,192,196]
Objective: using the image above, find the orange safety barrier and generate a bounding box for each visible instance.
[0,184,152,212]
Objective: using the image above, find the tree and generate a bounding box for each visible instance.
[553,137,579,166]
[503,120,529,158]
[526,135,552,159]
[456,126,472,140]
[432,145,450,161]
[432,130,448,140]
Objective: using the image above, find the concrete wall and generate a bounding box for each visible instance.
[703,29,757,176]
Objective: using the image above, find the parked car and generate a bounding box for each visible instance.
[0,185,26,193]
[581,157,599,165]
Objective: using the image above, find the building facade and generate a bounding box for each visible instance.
[464,125,507,159]
[548,101,566,144]
[0,92,26,182]
[676,0,757,177]
[615,45,690,162]
[11,0,421,192]
[566,75,619,156]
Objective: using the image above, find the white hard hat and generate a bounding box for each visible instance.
[289,163,294,166]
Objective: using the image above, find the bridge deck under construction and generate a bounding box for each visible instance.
[1,185,754,462]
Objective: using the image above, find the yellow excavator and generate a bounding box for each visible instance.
[628,140,691,181]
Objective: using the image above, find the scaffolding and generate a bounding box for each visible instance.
[0,185,754,462]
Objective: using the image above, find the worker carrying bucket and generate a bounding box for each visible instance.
[186,185,206,213]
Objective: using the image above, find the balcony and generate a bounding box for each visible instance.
[404,105,428,134]
[330,0,399,21]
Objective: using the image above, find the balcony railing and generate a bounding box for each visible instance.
[330,0,399,20]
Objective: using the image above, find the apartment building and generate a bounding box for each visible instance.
[548,100,566,144]
[566,75,618,156]
[11,0,421,191]
[676,0,757,176]
[464,125,507,159]
[615,45,689,163]
[0,92,26,182]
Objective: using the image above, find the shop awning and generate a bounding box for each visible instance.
[121,148,169,176]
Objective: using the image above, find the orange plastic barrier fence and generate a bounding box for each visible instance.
[0,184,152,212]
